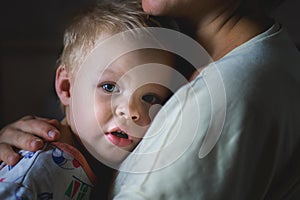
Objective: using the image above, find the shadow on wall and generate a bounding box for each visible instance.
[0,0,95,127]
[0,0,300,127]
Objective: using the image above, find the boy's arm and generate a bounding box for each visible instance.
[0,145,94,199]
[0,182,35,199]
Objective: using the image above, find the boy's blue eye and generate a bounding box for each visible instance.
[101,83,119,93]
[142,94,161,105]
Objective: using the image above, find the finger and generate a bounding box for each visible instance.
[35,117,60,129]
[13,118,61,141]
[0,126,45,151]
[47,119,60,128]
[0,143,21,166]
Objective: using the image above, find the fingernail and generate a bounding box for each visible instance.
[30,138,43,149]
[47,130,57,138]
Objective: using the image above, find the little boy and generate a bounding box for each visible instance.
[0,0,192,199]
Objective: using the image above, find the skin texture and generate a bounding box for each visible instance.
[0,0,275,168]
[142,0,273,61]
[0,116,60,165]
[0,31,177,166]
[57,46,174,166]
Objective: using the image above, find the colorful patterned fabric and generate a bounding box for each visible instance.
[0,142,96,200]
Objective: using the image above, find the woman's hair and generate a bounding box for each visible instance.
[260,0,286,11]
[238,0,286,15]
[58,0,174,74]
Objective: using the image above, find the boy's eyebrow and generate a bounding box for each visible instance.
[97,67,115,74]
[96,67,121,79]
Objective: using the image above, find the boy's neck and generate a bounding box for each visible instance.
[59,118,115,197]
[58,118,78,147]
[59,118,98,165]
[58,118,100,172]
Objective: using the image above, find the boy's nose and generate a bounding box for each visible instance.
[115,97,150,126]
[116,106,140,121]
[130,109,139,121]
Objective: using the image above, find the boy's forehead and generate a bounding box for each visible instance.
[122,49,175,62]
[97,49,176,79]
[81,31,170,65]
[73,49,175,82]
[76,29,181,77]
[106,49,176,71]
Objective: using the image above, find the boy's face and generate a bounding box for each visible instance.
[65,48,178,167]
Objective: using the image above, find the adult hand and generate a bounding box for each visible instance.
[0,116,61,166]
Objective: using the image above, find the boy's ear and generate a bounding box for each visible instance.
[55,65,71,106]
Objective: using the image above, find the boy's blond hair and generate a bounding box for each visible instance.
[59,0,169,74]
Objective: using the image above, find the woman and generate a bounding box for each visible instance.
[1,0,300,199]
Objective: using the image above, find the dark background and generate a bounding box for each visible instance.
[1,0,300,127]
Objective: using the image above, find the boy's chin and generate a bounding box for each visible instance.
[91,148,131,169]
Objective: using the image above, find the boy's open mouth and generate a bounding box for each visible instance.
[111,131,128,139]
[105,129,132,147]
